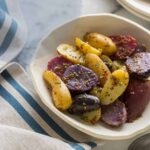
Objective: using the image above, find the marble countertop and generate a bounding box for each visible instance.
[14,0,150,70]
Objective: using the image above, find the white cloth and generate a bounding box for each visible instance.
[0,62,102,150]
[0,0,27,69]
[0,125,72,150]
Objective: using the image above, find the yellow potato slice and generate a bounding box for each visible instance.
[85,53,111,86]
[81,109,101,124]
[100,66,129,105]
[75,38,102,56]
[84,33,117,56]
[43,70,72,110]
[57,44,85,65]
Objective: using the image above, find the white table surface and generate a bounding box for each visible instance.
[14,0,150,149]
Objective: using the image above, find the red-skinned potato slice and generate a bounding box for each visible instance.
[48,56,73,79]
[123,79,150,122]
[110,35,137,60]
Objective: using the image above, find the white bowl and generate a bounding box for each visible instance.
[117,0,150,22]
[30,14,150,140]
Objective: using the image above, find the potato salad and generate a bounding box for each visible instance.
[43,33,150,127]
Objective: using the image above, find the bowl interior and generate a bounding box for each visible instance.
[30,14,150,140]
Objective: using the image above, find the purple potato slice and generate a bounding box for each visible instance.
[126,52,150,78]
[101,100,127,126]
[68,93,100,115]
[47,56,73,79]
[63,64,99,92]
[73,93,100,105]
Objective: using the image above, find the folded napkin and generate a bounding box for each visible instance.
[0,0,27,69]
[0,62,103,150]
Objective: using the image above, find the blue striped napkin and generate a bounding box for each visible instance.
[0,62,102,150]
[0,0,27,70]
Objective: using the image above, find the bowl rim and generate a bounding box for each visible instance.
[30,13,150,140]
[117,0,150,22]
[38,13,150,49]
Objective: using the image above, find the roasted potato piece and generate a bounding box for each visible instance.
[63,64,98,92]
[123,79,150,122]
[75,38,102,56]
[68,94,100,115]
[126,52,150,78]
[100,66,129,105]
[84,33,117,56]
[47,56,73,79]
[85,53,111,86]
[57,44,85,64]
[81,109,101,124]
[43,71,72,110]
[110,35,137,60]
[101,100,127,126]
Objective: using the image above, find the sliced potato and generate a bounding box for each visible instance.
[100,66,129,105]
[68,94,100,114]
[43,70,72,110]
[84,33,117,56]
[75,38,102,56]
[81,109,101,124]
[85,53,111,86]
[101,100,127,126]
[123,79,150,122]
[57,44,85,64]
